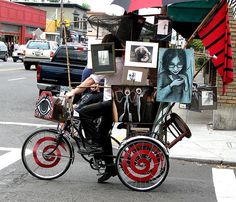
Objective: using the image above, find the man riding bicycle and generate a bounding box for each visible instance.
[65,34,124,183]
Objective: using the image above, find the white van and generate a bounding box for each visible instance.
[0,41,8,62]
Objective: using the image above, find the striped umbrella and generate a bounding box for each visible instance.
[111,0,207,13]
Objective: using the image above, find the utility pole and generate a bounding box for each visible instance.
[60,0,64,44]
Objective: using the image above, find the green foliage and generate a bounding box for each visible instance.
[189,39,205,70]
[81,3,91,10]
[189,39,204,52]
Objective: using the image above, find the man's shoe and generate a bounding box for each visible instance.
[77,145,103,155]
[97,170,117,183]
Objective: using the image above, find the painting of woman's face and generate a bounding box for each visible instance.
[168,56,183,75]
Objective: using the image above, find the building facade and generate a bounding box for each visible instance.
[0,0,46,44]
[14,1,89,43]
[213,10,236,130]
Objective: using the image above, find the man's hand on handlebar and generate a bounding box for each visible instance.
[65,91,75,100]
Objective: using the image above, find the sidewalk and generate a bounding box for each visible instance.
[170,107,236,166]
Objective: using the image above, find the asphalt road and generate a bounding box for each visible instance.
[0,59,235,202]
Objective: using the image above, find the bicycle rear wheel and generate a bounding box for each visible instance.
[116,136,169,191]
[21,128,73,180]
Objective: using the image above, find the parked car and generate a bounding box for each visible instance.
[0,41,8,62]
[12,44,25,62]
[37,44,87,95]
[23,40,58,70]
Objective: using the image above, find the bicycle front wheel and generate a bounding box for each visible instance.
[116,136,169,191]
[21,128,73,180]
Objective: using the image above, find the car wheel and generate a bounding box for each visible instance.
[13,59,17,62]
[3,55,7,62]
[24,63,31,70]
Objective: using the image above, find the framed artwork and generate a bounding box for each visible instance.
[187,86,217,111]
[154,16,172,42]
[199,86,217,110]
[112,85,157,123]
[122,66,148,85]
[156,48,194,104]
[91,42,116,74]
[124,41,159,68]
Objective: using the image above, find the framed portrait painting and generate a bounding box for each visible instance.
[156,48,194,104]
[122,66,148,85]
[124,41,159,68]
[91,42,116,74]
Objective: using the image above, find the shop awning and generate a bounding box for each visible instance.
[167,0,219,38]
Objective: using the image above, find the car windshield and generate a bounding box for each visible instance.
[27,41,50,50]
[56,47,87,62]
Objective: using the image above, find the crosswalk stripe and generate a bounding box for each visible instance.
[0,147,21,171]
[212,168,236,202]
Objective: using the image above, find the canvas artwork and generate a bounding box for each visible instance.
[125,41,159,68]
[112,85,157,123]
[122,66,148,85]
[156,48,194,104]
[91,42,116,74]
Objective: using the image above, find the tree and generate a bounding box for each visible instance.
[81,3,91,10]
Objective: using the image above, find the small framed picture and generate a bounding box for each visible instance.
[199,87,217,110]
[122,66,148,85]
[154,16,172,42]
[91,42,116,74]
[187,86,217,111]
[124,41,159,68]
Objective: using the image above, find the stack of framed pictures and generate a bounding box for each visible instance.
[122,41,159,86]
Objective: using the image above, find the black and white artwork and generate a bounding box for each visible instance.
[154,16,172,42]
[157,48,194,104]
[112,85,157,123]
[98,50,109,66]
[91,42,116,74]
[202,91,214,106]
[125,41,159,68]
[122,66,148,85]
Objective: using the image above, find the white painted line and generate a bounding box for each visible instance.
[0,148,21,171]
[0,68,23,72]
[8,77,26,81]
[212,168,236,202]
[0,121,56,128]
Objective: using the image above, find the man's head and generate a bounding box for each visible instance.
[102,34,123,57]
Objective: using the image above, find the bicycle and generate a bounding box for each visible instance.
[21,88,191,191]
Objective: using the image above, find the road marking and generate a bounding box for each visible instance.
[0,68,23,72]
[0,121,56,128]
[212,168,236,202]
[0,147,21,171]
[8,77,26,81]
